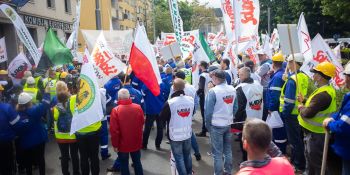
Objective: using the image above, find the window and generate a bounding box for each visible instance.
[47,0,55,8]
[64,0,71,13]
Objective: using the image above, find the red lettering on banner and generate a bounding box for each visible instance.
[246,47,257,64]
[241,0,257,25]
[224,0,235,30]
[301,31,311,54]
[313,50,328,63]
[334,66,344,86]
[93,48,118,76]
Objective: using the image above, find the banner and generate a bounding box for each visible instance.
[233,0,260,53]
[220,0,235,41]
[161,31,200,60]
[0,4,40,65]
[270,28,280,51]
[207,33,216,46]
[91,33,127,87]
[71,48,104,134]
[168,0,184,43]
[301,34,345,89]
[81,30,133,60]
[0,37,8,63]
[297,13,313,62]
[8,52,32,85]
[333,44,341,62]
[66,0,81,57]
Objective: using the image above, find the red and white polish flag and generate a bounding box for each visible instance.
[129,24,162,96]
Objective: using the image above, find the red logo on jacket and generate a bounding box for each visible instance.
[177,108,191,118]
[249,98,262,110]
[223,95,234,104]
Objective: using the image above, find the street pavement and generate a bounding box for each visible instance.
[43,112,243,175]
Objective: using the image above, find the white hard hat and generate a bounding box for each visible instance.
[256,49,266,55]
[344,63,350,75]
[287,53,304,63]
[23,71,32,79]
[26,76,35,85]
[18,92,33,105]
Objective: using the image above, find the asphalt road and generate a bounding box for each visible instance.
[43,112,243,175]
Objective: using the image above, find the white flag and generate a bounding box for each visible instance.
[297,13,313,62]
[192,31,210,89]
[71,48,104,134]
[91,33,127,87]
[270,28,280,51]
[233,0,260,53]
[263,35,272,59]
[0,37,8,63]
[0,4,40,65]
[220,0,235,41]
[301,34,345,89]
[69,0,81,57]
[8,52,32,85]
[333,44,341,62]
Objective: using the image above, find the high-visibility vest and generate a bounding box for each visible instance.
[23,87,38,104]
[168,95,194,141]
[211,83,236,126]
[53,95,76,140]
[43,78,57,100]
[180,68,192,85]
[23,76,42,89]
[298,85,336,133]
[279,72,309,115]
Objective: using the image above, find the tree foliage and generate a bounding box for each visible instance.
[259,0,350,38]
[152,0,218,41]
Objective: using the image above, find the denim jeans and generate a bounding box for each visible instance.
[142,114,163,147]
[191,131,200,156]
[170,139,192,175]
[283,114,306,170]
[118,150,143,175]
[210,126,233,175]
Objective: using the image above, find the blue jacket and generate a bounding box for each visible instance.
[224,71,232,85]
[17,93,50,149]
[162,73,173,99]
[142,84,165,115]
[0,103,20,142]
[123,84,144,110]
[167,60,176,69]
[328,92,350,160]
[281,72,297,118]
[267,68,285,111]
[130,73,144,91]
[104,77,122,104]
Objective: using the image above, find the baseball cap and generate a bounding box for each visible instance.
[18,92,33,104]
[208,65,219,73]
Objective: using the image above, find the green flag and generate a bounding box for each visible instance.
[43,28,73,65]
[199,33,216,61]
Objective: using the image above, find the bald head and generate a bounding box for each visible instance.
[173,78,185,92]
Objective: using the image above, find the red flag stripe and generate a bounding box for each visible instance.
[129,43,160,96]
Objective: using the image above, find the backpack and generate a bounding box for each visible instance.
[57,99,73,133]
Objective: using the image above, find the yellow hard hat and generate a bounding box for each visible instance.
[312,61,336,78]
[0,85,3,91]
[0,70,8,75]
[272,52,284,62]
[60,72,69,79]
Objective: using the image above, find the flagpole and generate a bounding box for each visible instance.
[287,24,299,96]
[123,62,130,84]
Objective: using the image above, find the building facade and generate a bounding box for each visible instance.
[0,0,76,62]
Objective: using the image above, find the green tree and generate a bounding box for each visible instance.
[320,0,350,24]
